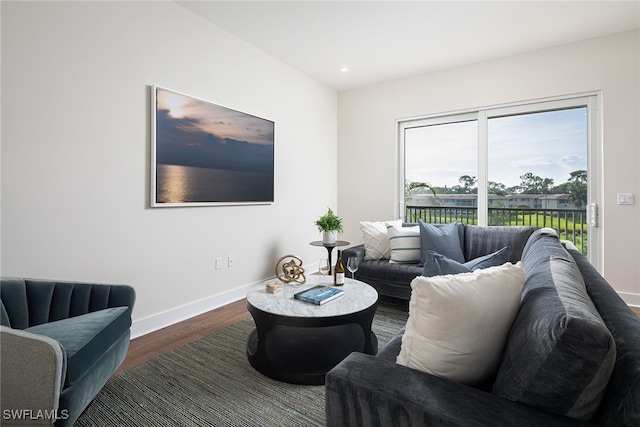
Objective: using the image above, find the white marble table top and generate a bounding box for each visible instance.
[246,275,378,318]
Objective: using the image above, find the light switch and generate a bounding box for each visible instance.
[617,193,634,205]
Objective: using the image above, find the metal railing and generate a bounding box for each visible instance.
[405,206,588,255]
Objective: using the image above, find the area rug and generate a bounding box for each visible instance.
[75,300,409,427]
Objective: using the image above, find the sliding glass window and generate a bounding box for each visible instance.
[399,95,598,259]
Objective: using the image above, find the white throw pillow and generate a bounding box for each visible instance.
[397,262,525,386]
[387,225,421,263]
[360,220,402,260]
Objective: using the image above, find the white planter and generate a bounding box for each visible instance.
[322,230,337,245]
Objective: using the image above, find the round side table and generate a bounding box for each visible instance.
[310,240,350,269]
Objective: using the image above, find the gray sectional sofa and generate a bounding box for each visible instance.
[0,278,135,426]
[342,222,534,300]
[327,227,640,426]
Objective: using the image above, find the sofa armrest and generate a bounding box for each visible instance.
[342,245,365,264]
[1,326,66,424]
[326,352,591,427]
[107,284,136,319]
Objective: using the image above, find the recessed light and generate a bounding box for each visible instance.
[340,67,349,73]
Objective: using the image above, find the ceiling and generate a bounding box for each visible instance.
[177,1,640,92]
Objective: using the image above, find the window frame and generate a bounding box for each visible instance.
[397,93,601,268]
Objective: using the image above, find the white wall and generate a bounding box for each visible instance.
[338,30,640,305]
[1,1,338,336]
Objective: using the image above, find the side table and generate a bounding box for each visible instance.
[310,240,350,269]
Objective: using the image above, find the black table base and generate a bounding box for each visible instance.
[246,301,378,385]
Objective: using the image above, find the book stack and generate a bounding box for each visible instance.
[294,285,344,305]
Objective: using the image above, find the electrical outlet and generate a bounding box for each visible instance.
[617,193,635,205]
[228,255,235,267]
[215,257,223,270]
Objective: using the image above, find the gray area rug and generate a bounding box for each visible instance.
[76,300,409,426]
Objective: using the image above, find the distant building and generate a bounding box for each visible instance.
[408,193,583,209]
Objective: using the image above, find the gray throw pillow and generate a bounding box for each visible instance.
[422,251,471,277]
[464,246,511,270]
[422,247,511,277]
[418,220,465,266]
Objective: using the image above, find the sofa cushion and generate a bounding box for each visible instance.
[423,246,512,277]
[388,225,421,263]
[492,230,616,422]
[360,220,402,260]
[568,248,640,426]
[376,328,405,362]
[418,220,465,266]
[397,262,525,386]
[1,301,10,328]
[463,225,533,264]
[26,306,131,387]
[357,259,423,282]
[0,278,29,328]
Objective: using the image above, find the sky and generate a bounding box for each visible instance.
[156,87,274,146]
[404,107,587,189]
[155,87,274,173]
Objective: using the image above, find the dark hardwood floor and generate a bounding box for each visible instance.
[118,299,250,372]
[119,300,640,372]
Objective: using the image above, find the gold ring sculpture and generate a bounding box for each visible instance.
[275,255,306,284]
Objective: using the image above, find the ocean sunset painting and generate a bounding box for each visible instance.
[152,86,274,206]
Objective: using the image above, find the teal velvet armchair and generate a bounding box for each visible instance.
[1,278,135,426]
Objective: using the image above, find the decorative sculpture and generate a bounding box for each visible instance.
[275,255,306,284]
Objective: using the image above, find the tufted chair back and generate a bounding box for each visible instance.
[0,277,135,329]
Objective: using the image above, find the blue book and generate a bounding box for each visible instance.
[294,285,345,305]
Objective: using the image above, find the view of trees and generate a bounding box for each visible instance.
[407,169,587,208]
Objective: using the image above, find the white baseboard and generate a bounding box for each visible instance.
[130,279,266,339]
[619,291,640,308]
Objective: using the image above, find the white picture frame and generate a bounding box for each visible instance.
[151,85,275,207]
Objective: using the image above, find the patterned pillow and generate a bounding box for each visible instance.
[360,220,402,260]
[387,225,421,263]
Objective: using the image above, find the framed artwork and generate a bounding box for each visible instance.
[151,85,275,207]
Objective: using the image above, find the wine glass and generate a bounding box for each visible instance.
[318,258,330,278]
[347,257,359,280]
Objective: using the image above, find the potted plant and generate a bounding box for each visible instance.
[315,208,343,245]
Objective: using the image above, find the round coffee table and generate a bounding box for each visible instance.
[246,276,378,385]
